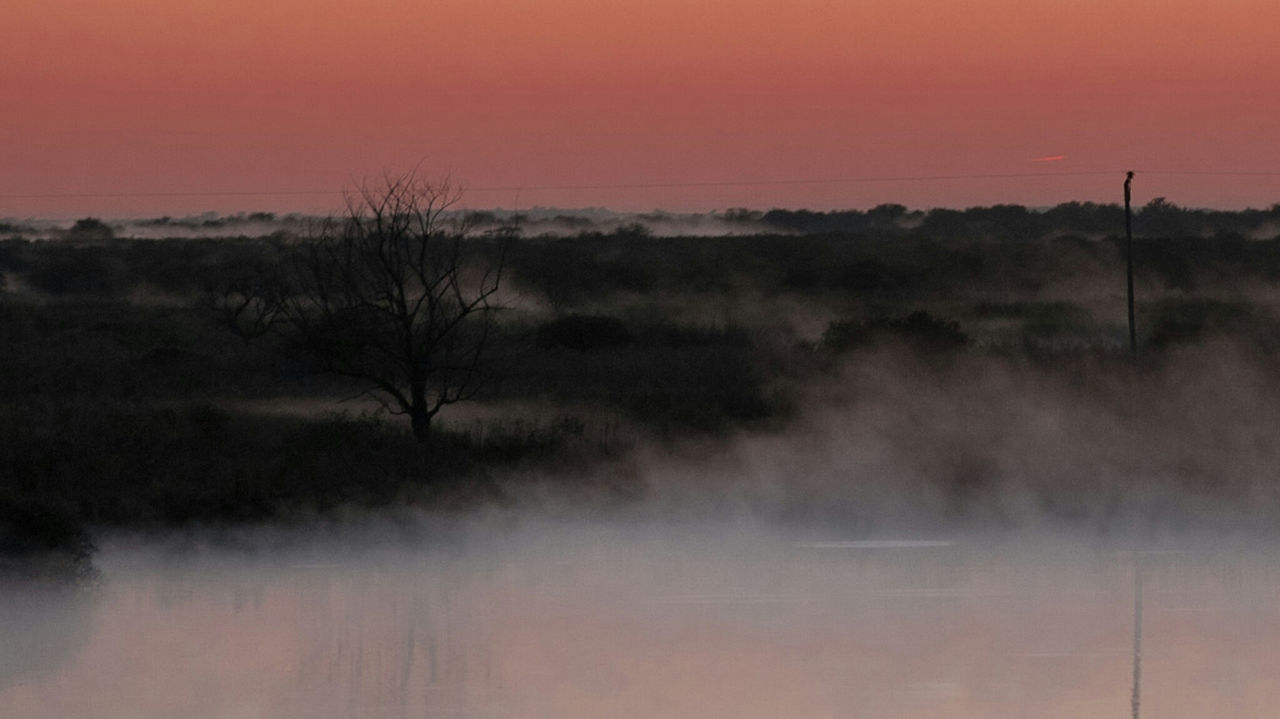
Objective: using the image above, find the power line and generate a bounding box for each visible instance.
[1136,170,1280,177]
[0,190,340,200]
[3,169,1280,201]
[465,171,1124,193]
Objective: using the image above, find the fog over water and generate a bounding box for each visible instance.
[8,205,1280,716]
[7,341,1280,717]
[3,519,1280,719]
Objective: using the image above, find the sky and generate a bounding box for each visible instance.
[4,0,1280,217]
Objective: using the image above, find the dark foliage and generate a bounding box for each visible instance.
[0,402,619,539]
[536,314,633,351]
[0,498,95,560]
[1143,299,1279,350]
[23,245,130,297]
[6,200,1280,560]
[972,301,1098,344]
[823,311,970,354]
[65,218,115,243]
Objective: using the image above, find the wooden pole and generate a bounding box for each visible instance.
[1125,171,1136,354]
[1123,171,1143,719]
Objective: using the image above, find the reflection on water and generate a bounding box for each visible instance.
[2,521,1278,718]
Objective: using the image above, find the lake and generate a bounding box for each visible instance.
[2,518,1276,718]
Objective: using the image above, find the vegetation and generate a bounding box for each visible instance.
[209,175,511,440]
[822,310,970,354]
[5,198,1280,562]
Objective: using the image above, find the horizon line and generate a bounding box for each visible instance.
[7,169,1280,203]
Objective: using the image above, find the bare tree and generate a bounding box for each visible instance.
[203,240,290,343]
[241,173,509,440]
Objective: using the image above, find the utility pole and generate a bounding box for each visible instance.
[1124,170,1142,719]
[1125,171,1136,354]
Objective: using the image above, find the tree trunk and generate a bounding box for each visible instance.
[409,381,432,442]
[410,408,432,442]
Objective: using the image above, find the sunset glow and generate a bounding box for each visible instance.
[5,0,1280,216]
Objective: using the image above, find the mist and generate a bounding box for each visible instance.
[4,513,1279,719]
[8,198,1280,717]
[603,344,1280,538]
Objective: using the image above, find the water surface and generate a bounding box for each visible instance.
[2,521,1276,718]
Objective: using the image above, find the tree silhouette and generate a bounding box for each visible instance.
[66,218,114,243]
[228,174,509,440]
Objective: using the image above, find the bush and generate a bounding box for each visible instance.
[1145,299,1256,349]
[66,218,115,243]
[536,314,633,351]
[0,498,95,560]
[823,310,969,354]
[973,301,1097,342]
[23,246,129,297]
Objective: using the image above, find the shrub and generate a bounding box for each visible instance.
[823,310,969,354]
[65,218,115,243]
[536,314,633,351]
[0,498,95,560]
[1145,299,1255,349]
[23,246,129,297]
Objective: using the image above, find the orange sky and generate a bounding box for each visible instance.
[4,0,1280,216]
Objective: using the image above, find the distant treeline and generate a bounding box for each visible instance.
[734,199,1280,239]
[5,200,1280,303]
[6,198,1280,242]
